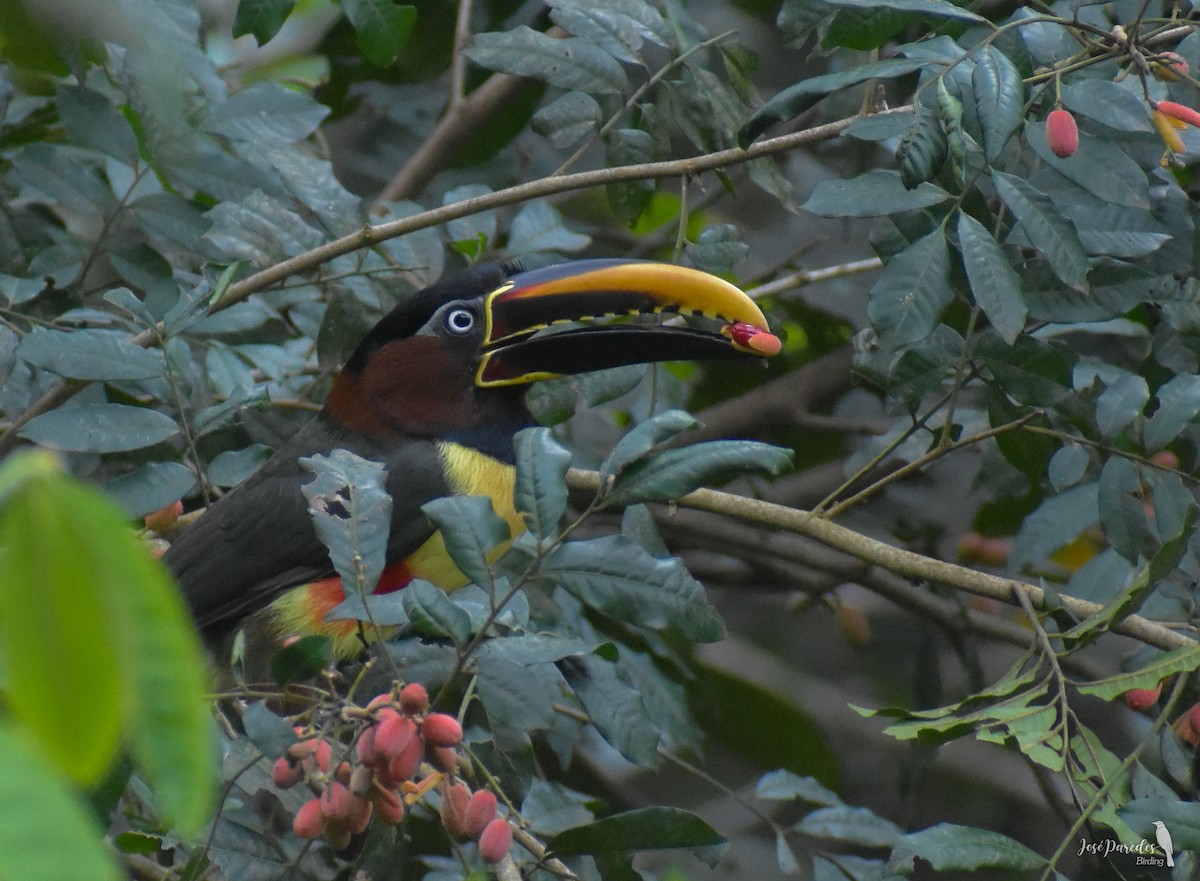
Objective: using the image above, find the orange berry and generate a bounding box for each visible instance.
[304,739,332,774]
[478,818,513,863]
[441,782,471,837]
[836,604,871,647]
[293,798,326,839]
[400,682,430,715]
[466,790,498,839]
[1123,685,1162,712]
[1046,108,1079,158]
[1156,100,1200,129]
[375,714,418,760]
[144,500,183,533]
[421,713,463,748]
[373,786,406,824]
[272,757,303,789]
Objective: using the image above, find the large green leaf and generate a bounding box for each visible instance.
[1009,482,1099,573]
[888,824,1045,873]
[956,212,1026,344]
[972,46,1024,162]
[19,403,180,453]
[868,228,955,346]
[1095,373,1149,439]
[561,652,660,766]
[993,171,1089,291]
[466,26,627,94]
[1079,643,1200,701]
[548,806,728,863]
[1144,373,1200,451]
[1098,456,1150,563]
[342,0,416,67]
[423,495,510,587]
[536,535,725,642]
[1027,121,1150,210]
[804,169,949,217]
[401,580,473,644]
[514,427,571,540]
[0,723,123,881]
[604,440,793,506]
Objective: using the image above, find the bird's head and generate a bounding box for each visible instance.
[323,259,779,438]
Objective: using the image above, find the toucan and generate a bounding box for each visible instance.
[164,259,779,666]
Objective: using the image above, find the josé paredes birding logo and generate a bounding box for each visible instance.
[1077,820,1176,869]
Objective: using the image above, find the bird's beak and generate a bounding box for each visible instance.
[475,260,780,387]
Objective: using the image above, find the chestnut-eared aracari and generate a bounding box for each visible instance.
[164,259,779,664]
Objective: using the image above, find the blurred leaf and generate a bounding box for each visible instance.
[300,450,392,599]
[888,824,1045,873]
[477,654,556,738]
[561,652,659,766]
[993,172,1089,291]
[1095,373,1149,438]
[204,82,328,145]
[600,409,699,482]
[685,224,749,274]
[445,184,496,253]
[12,143,117,215]
[232,0,296,43]
[804,169,949,217]
[1009,482,1099,573]
[896,100,947,190]
[105,461,196,519]
[797,805,903,847]
[422,495,510,587]
[1098,456,1149,563]
[957,212,1026,344]
[467,27,627,94]
[822,0,984,22]
[514,427,572,540]
[207,445,272,488]
[19,403,179,453]
[607,129,656,224]
[548,806,727,864]
[342,0,416,67]
[0,722,123,881]
[1144,374,1200,451]
[1061,79,1154,133]
[241,701,298,759]
[971,46,1023,162]
[509,201,591,255]
[1048,443,1089,492]
[868,229,955,346]
[537,535,725,642]
[57,86,140,167]
[1027,122,1150,211]
[756,770,842,806]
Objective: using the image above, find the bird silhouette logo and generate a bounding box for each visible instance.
[1152,820,1175,868]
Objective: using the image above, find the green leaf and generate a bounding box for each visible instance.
[1048,443,1089,492]
[739,59,929,145]
[888,824,1045,873]
[685,224,749,274]
[18,328,164,381]
[1027,121,1150,210]
[477,654,556,738]
[19,402,179,454]
[896,100,947,190]
[105,461,196,519]
[822,0,985,23]
[1095,373,1149,438]
[548,806,727,863]
[1061,79,1154,133]
[1098,456,1149,563]
[1144,374,1200,451]
[12,143,117,216]
[804,169,949,217]
[444,184,496,253]
[797,805,903,847]
[956,212,1026,344]
[467,26,627,94]
[509,200,591,255]
[756,770,842,806]
[601,409,700,482]
[342,0,416,67]
[205,82,329,145]
[971,46,1024,162]
[976,335,1072,408]
[207,444,272,488]
[232,0,296,43]
[604,441,793,506]
[300,450,392,598]
[57,86,140,167]
[532,91,603,148]
[537,535,725,642]
[992,171,1089,291]
[422,496,510,587]
[0,722,123,881]
[1009,482,1099,573]
[607,129,656,225]
[561,653,659,766]
[1078,643,1200,701]
[401,580,473,644]
[241,701,298,760]
[514,427,571,540]
[868,229,955,346]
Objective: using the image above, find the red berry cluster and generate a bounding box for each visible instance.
[269,682,512,863]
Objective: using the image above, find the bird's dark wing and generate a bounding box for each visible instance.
[163,417,450,636]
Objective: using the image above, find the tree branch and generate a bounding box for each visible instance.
[567,469,1191,653]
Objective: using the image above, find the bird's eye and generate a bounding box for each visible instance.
[444,307,476,335]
